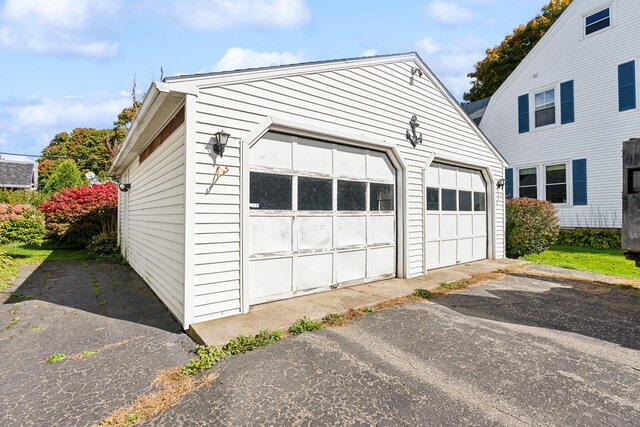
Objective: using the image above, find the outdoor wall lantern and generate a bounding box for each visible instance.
[411,67,423,78]
[213,130,230,157]
[119,183,131,192]
[496,179,506,190]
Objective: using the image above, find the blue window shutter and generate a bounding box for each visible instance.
[505,168,514,200]
[618,61,636,112]
[572,159,587,206]
[560,80,574,124]
[518,94,529,133]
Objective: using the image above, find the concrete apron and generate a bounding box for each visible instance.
[189,258,524,346]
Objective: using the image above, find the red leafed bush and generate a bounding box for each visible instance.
[506,198,560,258]
[39,183,118,248]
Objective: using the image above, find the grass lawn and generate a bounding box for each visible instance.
[524,245,640,280]
[0,243,98,291]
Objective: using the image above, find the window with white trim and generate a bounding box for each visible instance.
[545,164,567,204]
[518,167,538,199]
[534,88,555,127]
[585,7,610,35]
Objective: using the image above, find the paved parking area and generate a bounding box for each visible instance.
[0,260,194,427]
[147,266,640,426]
[1,261,639,426]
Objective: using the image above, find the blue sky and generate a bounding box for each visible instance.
[0,0,546,161]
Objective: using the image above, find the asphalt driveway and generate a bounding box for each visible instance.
[146,265,640,426]
[1,261,639,426]
[0,260,195,427]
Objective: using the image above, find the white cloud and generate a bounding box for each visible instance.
[214,47,306,71]
[361,49,378,57]
[164,0,311,30]
[0,0,120,58]
[415,36,485,100]
[0,91,132,157]
[415,37,440,55]
[427,1,475,25]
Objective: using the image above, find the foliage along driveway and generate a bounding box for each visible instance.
[0,259,194,426]
[146,265,640,426]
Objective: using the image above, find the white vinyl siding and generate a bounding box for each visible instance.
[124,125,186,322]
[482,0,640,228]
[190,60,504,323]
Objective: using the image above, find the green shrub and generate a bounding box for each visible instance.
[289,316,324,335]
[0,218,45,244]
[87,231,119,255]
[0,189,48,206]
[506,198,560,258]
[42,159,85,194]
[556,228,621,249]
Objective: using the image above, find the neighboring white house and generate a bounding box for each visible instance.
[480,0,640,228]
[109,53,507,329]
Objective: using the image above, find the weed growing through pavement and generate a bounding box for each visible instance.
[439,281,461,290]
[289,316,324,335]
[46,353,67,363]
[81,351,97,358]
[362,306,374,313]
[30,326,41,332]
[124,411,141,427]
[323,313,344,324]
[412,289,432,299]
[181,330,283,376]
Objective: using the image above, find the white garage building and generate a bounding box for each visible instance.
[109,53,507,329]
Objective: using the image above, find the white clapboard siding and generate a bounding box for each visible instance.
[124,124,186,322]
[191,59,504,323]
[482,0,640,227]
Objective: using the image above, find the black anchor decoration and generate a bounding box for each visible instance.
[406,115,423,148]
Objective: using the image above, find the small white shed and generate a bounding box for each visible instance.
[109,52,507,329]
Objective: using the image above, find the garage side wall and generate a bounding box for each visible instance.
[122,124,186,323]
[189,60,505,324]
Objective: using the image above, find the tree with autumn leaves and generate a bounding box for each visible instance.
[464,0,573,102]
[37,90,141,189]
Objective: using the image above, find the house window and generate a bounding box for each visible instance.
[518,167,538,198]
[534,89,555,127]
[585,7,610,35]
[370,183,394,211]
[426,187,439,211]
[250,172,292,210]
[298,177,332,211]
[337,180,366,211]
[545,164,567,204]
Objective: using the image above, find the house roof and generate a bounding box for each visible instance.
[110,52,507,175]
[0,159,35,188]
[462,97,491,125]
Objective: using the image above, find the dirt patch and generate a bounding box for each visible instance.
[98,368,218,426]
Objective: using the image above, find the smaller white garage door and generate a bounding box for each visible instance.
[426,162,487,269]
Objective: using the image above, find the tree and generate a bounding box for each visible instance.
[42,159,85,194]
[38,128,115,187]
[464,0,573,102]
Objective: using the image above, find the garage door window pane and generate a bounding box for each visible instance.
[370,183,394,211]
[427,187,439,211]
[338,180,366,211]
[474,192,486,211]
[442,189,457,211]
[250,172,292,210]
[298,177,332,210]
[459,191,472,211]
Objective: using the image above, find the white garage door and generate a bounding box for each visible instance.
[249,132,397,305]
[426,162,487,269]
